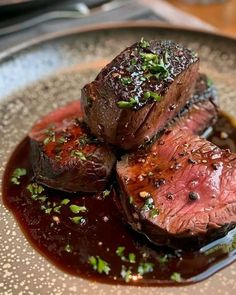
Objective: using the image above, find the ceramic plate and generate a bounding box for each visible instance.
[0,22,236,295]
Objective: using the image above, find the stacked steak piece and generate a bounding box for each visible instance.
[29,38,236,248]
[82,40,199,150]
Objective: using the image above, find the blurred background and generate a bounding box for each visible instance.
[0,0,235,51]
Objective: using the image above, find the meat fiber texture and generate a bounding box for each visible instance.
[116,90,236,249]
[29,101,116,193]
[82,39,199,150]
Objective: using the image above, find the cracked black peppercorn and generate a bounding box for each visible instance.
[189,192,200,201]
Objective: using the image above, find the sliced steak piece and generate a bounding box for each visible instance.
[116,102,236,249]
[171,73,218,135]
[29,101,116,193]
[82,39,199,150]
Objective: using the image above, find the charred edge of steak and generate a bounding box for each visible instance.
[93,39,199,110]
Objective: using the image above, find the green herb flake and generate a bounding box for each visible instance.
[64,244,73,253]
[158,254,168,265]
[140,37,150,49]
[137,262,154,276]
[170,272,182,282]
[117,97,137,109]
[37,196,47,202]
[44,208,52,214]
[116,246,124,256]
[121,265,132,283]
[61,198,70,205]
[70,216,86,225]
[70,150,86,161]
[143,92,151,99]
[78,136,90,146]
[142,197,155,212]
[149,208,159,218]
[11,168,27,185]
[103,190,111,198]
[150,92,161,101]
[128,253,136,264]
[120,77,132,86]
[43,137,51,145]
[140,51,169,79]
[129,196,133,204]
[27,183,46,201]
[53,206,61,214]
[88,256,110,275]
[57,136,67,144]
[69,204,87,214]
[116,246,135,263]
[43,128,56,145]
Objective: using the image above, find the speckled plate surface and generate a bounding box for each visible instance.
[0,22,236,295]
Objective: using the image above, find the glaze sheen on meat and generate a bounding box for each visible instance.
[116,93,235,249]
[29,101,116,193]
[82,39,199,150]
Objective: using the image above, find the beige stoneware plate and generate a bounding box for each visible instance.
[0,22,236,295]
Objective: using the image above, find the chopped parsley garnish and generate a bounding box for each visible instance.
[158,254,168,265]
[70,216,86,225]
[116,246,125,258]
[170,272,182,282]
[69,204,87,214]
[53,205,61,214]
[149,208,159,218]
[103,189,111,198]
[120,77,132,86]
[140,52,169,79]
[11,168,27,185]
[64,244,73,253]
[70,150,86,160]
[27,183,46,201]
[117,97,137,109]
[142,197,155,212]
[44,208,52,214]
[61,198,70,205]
[128,253,136,264]
[88,256,110,275]
[43,127,56,145]
[57,136,67,144]
[140,37,150,49]
[143,91,161,102]
[116,246,136,263]
[121,265,132,283]
[137,262,154,276]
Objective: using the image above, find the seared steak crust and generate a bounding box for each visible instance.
[82,39,199,150]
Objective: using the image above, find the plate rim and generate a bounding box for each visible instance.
[0,20,236,61]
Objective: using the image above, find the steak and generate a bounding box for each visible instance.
[29,101,116,193]
[116,94,236,249]
[172,73,218,135]
[82,39,199,150]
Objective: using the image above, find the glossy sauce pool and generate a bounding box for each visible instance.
[2,114,236,286]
